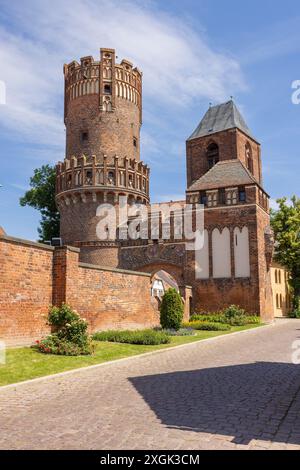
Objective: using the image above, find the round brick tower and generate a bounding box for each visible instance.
[56,48,150,266]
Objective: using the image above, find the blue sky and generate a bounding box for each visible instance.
[0,0,299,240]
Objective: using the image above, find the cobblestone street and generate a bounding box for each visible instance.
[1,320,300,450]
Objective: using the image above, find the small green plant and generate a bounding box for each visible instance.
[160,288,184,331]
[244,315,261,324]
[35,304,93,356]
[222,305,250,326]
[93,329,171,345]
[223,304,246,319]
[184,321,231,331]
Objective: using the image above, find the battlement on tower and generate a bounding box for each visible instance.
[56,155,150,204]
[64,48,142,121]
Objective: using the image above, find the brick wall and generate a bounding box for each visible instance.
[53,246,159,331]
[0,236,53,346]
[0,236,159,346]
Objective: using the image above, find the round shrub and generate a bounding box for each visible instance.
[160,288,184,331]
[223,305,246,319]
[48,303,79,328]
[36,304,93,356]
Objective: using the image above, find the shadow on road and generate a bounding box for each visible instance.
[129,362,300,445]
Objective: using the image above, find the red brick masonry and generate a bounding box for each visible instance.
[0,235,159,346]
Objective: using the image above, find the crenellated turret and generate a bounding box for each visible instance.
[63,48,142,161]
[57,48,149,267]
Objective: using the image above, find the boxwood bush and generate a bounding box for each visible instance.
[93,329,171,345]
[160,288,184,331]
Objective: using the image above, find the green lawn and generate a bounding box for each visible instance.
[0,324,261,387]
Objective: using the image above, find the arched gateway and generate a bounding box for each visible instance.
[119,241,192,321]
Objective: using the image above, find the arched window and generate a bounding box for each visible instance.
[108,170,115,184]
[245,143,253,174]
[207,143,219,169]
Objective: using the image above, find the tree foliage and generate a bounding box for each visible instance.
[271,196,300,309]
[20,164,59,242]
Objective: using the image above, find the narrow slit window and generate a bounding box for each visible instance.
[81,131,89,142]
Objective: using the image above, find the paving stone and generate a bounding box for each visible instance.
[0,320,300,450]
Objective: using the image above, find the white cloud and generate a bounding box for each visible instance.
[0,0,246,149]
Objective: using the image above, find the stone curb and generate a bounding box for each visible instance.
[0,322,276,392]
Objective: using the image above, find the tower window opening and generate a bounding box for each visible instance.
[200,191,207,206]
[81,131,89,142]
[108,171,115,184]
[218,188,226,205]
[239,187,246,202]
[245,143,253,174]
[207,143,219,169]
[104,84,111,94]
[85,169,92,184]
[133,137,137,147]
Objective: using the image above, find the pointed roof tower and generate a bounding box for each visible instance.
[187,100,255,141]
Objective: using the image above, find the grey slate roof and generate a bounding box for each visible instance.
[187,159,257,191]
[187,100,254,141]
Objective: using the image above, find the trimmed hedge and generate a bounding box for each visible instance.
[93,329,171,345]
[190,305,261,326]
[190,313,226,323]
[184,321,231,331]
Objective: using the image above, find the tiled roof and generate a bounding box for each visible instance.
[187,100,254,141]
[187,160,257,191]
